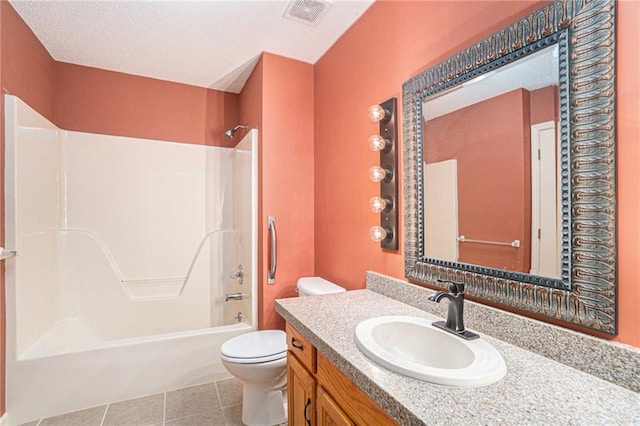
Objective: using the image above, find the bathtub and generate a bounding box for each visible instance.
[6,322,252,425]
[4,96,259,426]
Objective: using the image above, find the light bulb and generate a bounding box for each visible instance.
[369,226,391,242]
[369,196,388,213]
[368,135,389,152]
[368,104,386,122]
[368,165,389,182]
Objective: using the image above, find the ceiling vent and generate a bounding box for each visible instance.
[283,0,332,27]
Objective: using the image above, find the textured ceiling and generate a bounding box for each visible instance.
[9,0,374,93]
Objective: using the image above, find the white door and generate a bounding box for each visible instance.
[424,159,459,262]
[530,121,560,278]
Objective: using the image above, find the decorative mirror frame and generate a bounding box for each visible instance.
[402,0,616,334]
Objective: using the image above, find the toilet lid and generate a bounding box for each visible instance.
[220,330,287,363]
[297,277,346,296]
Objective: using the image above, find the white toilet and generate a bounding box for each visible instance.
[220,277,345,426]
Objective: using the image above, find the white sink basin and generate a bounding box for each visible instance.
[354,315,506,387]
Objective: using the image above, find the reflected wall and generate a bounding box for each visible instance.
[423,85,558,273]
[424,88,533,272]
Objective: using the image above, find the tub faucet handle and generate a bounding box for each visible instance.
[230,265,243,285]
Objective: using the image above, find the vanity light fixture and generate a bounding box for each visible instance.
[369,196,392,213]
[368,97,398,250]
[368,104,388,122]
[368,134,391,152]
[369,225,392,243]
[368,165,391,182]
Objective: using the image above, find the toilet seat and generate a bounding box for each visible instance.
[220,330,287,364]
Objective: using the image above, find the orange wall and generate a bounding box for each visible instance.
[314,0,640,347]
[530,86,558,125]
[425,89,531,272]
[1,1,55,120]
[241,53,315,330]
[55,62,203,144]
[55,62,240,146]
[314,0,545,289]
[206,89,241,147]
[616,0,640,346]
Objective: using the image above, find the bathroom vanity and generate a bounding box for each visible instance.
[276,282,640,425]
[286,322,397,425]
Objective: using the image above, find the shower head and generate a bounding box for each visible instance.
[224,124,249,139]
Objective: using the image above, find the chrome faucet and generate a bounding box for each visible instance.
[428,280,479,340]
[225,292,246,302]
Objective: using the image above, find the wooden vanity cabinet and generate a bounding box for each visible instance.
[316,386,354,426]
[285,323,397,426]
[287,352,316,426]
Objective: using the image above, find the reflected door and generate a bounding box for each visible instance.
[424,159,459,262]
[530,121,560,278]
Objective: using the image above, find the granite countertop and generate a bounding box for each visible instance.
[275,289,640,425]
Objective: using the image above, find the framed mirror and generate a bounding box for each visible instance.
[402,0,616,334]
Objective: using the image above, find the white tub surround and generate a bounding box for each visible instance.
[4,96,258,426]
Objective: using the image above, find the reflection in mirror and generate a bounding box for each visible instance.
[402,0,617,334]
[422,45,561,279]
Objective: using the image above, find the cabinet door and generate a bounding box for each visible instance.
[316,386,354,426]
[288,352,316,426]
[316,353,398,425]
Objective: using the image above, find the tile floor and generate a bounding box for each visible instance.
[18,377,246,426]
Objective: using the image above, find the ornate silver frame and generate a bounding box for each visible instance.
[402,0,616,334]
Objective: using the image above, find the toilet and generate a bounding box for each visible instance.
[220,277,345,426]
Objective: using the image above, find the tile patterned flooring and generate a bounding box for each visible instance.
[19,378,246,426]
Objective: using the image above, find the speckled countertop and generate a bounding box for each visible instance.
[275,289,640,425]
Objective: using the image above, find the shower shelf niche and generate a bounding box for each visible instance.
[121,277,187,301]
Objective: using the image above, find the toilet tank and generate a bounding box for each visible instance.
[297,277,346,296]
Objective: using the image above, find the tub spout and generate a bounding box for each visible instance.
[225,292,246,302]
